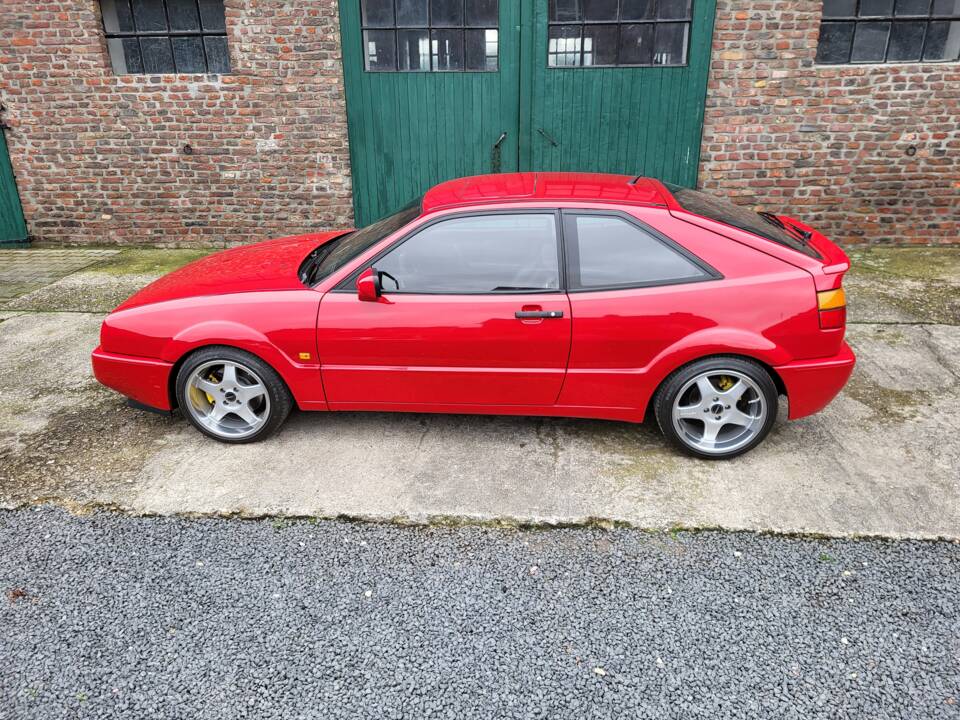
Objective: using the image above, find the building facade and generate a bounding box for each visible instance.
[0,0,957,248]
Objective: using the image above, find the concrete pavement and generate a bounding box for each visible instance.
[1,246,958,538]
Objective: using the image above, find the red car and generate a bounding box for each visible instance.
[92,173,854,459]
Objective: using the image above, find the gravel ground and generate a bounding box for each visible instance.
[1,508,958,720]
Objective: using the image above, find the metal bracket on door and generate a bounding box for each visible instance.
[491,131,507,173]
[537,128,559,147]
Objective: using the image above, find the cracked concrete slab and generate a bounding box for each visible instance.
[1,309,957,539]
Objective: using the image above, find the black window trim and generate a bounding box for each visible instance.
[333,208,568,295]
[561,208,721,293]
[547,0,694,69]
[100,0,230,75]
[815,0,960,65]
[361,0,500,73]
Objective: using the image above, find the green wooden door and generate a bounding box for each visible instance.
[522,0,717,185]
[0,129,28,244]
[339,0,716,225]
[339,0,522,226]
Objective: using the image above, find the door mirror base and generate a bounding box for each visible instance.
[357,267,381,302]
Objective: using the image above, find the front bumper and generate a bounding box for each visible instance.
[91,346,174,411]
[775,341,856,420]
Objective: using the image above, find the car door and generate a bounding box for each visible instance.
[317,211,571,408]
[555,209,720,409]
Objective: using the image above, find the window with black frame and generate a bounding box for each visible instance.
[816,0,960,64]
[100,0,230,75]
[547,0,692,67]
[361,0,499,71]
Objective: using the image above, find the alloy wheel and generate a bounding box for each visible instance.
[670,370,767,456]
[184,360,271,440]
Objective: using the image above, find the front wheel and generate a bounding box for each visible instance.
[654,357,778,459]
[175,346,293,444]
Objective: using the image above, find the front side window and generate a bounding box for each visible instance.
[564,213,707,289]
[362,0,499,71]
[548,0,692,67]
[816,0,960,64]
[374,214,560,293]
[100,0,230,75]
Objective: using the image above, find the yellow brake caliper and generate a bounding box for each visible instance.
[205,373,218,405]
[717,375,735,392]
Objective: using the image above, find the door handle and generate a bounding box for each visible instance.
[515,310,564,319]
[536,128,559,147]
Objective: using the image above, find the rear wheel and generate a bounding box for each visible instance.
[175,347,292,443]
[654,357,778,459]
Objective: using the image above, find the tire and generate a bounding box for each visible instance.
[653,356,778,460]
[175,346,293,444]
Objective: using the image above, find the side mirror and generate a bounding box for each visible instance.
[356,267,381,302]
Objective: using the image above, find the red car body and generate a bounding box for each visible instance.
[92,173,854,430]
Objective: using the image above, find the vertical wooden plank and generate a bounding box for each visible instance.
[0,130,28,243]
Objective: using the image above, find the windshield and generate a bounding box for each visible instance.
[300,199,422,285]
[664,183,820,259]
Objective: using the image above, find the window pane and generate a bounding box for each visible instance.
[398,29,430,69]
[816,21,855,62]
[548,24,582,66]
[583,24,618,65]
[466,0,498,26]
[132,0,167,31]
[932,0,960,14]
[198,0,227,31]
[101,0,136,32]
[140,36,175,73]
[658,0,692,20]
[172,36,206,72]
[582,0,618,21]
[106,37,143,73]
[620,0,655,20]
[653,22,688,64]
[465,28,498,70]
[619,23,654,64]
[202,36,229,72]
[431,0,463,26]
[362,0,395,27]
[923,20,960,59]
[364,29,397,70]
[571,216,703,288]
[859,0,895,16]
[894,0,930,15]
[887,20,926,59]
[432,29,464,70]
[376,215,560,294]
[550,0,582,22]
[822,0,857,17]
[167,0,201,31]
[851,21,890,60]
[395,0,428,25]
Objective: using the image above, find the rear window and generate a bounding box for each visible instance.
[664,184,821,259]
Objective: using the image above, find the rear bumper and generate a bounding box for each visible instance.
[776,341,856,420]
[91,346,174,411]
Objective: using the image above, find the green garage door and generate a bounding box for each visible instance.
[339,0,716,226]
[0,129,28,244]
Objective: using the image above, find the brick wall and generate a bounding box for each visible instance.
[700,0,960,245]
[0,0,352,247]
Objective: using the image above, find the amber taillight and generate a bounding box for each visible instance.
[817,287,846,329]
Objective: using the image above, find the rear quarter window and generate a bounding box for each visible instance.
[664,184,821,259]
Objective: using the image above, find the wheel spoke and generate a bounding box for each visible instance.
[195,378,220,395]
[726,409,757,428]
[676,404,705,420]
[696,376,716,402]
[700,419,721,446]
[238,382,266,402]
[209,404,229,422]
[221,363,238,387]
[721,379,747,403]
[234,403,261,426]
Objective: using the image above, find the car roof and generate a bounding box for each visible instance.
[420,172,670,214]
